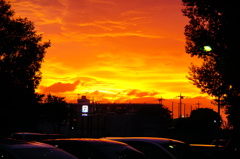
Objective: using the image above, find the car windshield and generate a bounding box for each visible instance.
[161,143,209,159]
[161,143,190,157]
[98,144,145,159]
[13,148,78,159]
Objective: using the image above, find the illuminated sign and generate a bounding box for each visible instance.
[82,105,88,113]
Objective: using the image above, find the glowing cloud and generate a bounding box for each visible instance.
[41,80,80,93]
[10,0,211,105]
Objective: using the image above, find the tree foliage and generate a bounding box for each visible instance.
[43,94,68,124]
[188,58,222,96]
[136,104,172,119]
[182,0,230,97]
[190,108,221,131]
[136,104,173,126]
[182,0,240,131]
[173,108,221,132]
[0,0,50,134]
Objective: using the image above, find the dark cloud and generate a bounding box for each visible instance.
[41,80,80,93]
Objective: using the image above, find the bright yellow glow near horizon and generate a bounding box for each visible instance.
[11,0,213,106]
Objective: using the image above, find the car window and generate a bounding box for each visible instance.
[11,134,24,141]
[122,141,171,159]
[0,148,16,159]
[45,141,104,159]
[161,143,190,159]
[45,140,145,159]
[98,145,145,159]
[162,143,210,159]
[13,148,78,159]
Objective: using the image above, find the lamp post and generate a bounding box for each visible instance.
[216,95,221,147]
[203,45,212,52]
[177,93,184,118]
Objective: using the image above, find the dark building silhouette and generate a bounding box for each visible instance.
[66,96,172,138]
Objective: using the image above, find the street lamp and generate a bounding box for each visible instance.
[203,45,212,52]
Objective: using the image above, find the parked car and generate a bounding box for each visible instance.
[223,137,240,158]
[189,144,225,158]
[105,137,208,159]
[41,138,145,159]
[0,137,78,159]
[210,139,228,146]
[10,132,65,141]
[196,138,240,158]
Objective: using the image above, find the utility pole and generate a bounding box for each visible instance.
[77,94,80,103]
[190,105,192,112]
[158,97,163,105]
[216,95,221,147]
[197,101,201,109]
[184,104,186,117]
[177,93,185,118]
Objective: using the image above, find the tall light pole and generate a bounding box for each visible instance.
[177,93,185,118]
[216,95,221,147]
[197,101,201,109]
[172,102,174,119]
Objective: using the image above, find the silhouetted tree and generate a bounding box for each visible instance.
[188,57,226,98]
[172,108,221,143]
[136,104,172,119]
[42,94,68,133]
[36,93,45,104]
[189,108,221,132]
[182,0,240,133]
[136,104,172,134]
[0,0,50,135]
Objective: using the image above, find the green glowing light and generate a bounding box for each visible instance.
[203,45,212,52]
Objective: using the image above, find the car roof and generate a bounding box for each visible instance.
[104,137,185,144]
[7,142,57,149]
[190,144,224,148]
[43,138,130,146]
[11,132,62,136]
[11,132,43,136]
[0,137,56,149]
[10,132,65,141]
[0,138,79,159]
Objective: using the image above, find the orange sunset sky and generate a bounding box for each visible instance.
[10,0,223,118]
